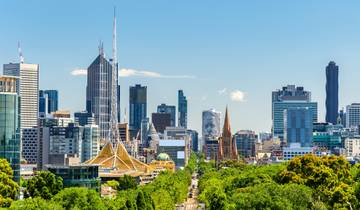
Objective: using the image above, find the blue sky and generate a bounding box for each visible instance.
[1,1,360,134]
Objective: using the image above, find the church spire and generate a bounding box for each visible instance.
[223,106,231,137]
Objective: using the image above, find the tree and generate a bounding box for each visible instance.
[9,197,63,210]
[0,159,19,207]
[136,191,146,210]
[117,175,137,191]
[24,171,63,199]
[52,187,106,210]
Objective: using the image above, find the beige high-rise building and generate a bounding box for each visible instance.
[3,63,39,129]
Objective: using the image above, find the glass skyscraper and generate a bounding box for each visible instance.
[86,53,116,140]
[157,103,176,127]
[178,90,187,128]
[129,84,147,138]
[0,76,20,182]
[273,101,317,141]
[325,61,339,125]
[39,90,58,116]
[284,107,313,147]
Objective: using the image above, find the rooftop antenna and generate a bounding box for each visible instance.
[18,41,24,63]
[98,40,104,56]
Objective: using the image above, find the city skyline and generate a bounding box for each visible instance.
[3,1,360,133]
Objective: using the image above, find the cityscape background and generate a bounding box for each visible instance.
[2,1,360,133]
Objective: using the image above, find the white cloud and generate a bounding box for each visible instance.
[119,68,195,79]
[230,90,246,102]
[218,88,227,95]
[71,68,87,76]
[71,67,195,79]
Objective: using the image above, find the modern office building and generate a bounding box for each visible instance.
[140,118,150,146]
[339,108,346,127]
[46,164,100,190]
[188,130,199,152]
[346,103,360,128]
[0,76,20,182]
[158,139,187,168]
[118,123,130,143]
[283,143,313,161]
[157,103,176,127]
[273,101,317,141]
[202,109,221,143]
[129,84,147,138]
[3,63,39,129]
[325,61,339,125]
[272,85,311,110]
[204,138,219,161]
[86,51,116,140]
[74,111,95,126]
[39,90,58,115]
[284,107,313,147]
[178,90,187,128]
[81,124,100,162]
[22,128,38,164]
[152,112,171,134]
[234,130,258,158]
[344,137,360,157]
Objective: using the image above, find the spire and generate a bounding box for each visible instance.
[110,6,119,145]
[18,41,24,63]
[223,106,231,137]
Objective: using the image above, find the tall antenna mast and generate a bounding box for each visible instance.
[18,41,24,63]
[110,6,120,145]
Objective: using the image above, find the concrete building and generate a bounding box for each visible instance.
[344,137,360,157]
[346,103,360,128]
[0,76,20,182]
[118,123,130,143]
[283,143,313,161]
[22,128,38,164]
[3,63,39,129]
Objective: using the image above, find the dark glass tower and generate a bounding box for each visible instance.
[157,103,176,127]
[178,90,187,128]
[44,90,58,113]
[86,53,114,140]
[325,61,339,125]
[129,84,147,138]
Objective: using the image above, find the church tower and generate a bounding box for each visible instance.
[218,107,238,160]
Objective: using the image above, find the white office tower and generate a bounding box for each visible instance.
[346,103,360,128]
[3,63,39,129]
[202,109,221,150]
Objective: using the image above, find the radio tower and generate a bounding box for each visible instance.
[110,7,120,145]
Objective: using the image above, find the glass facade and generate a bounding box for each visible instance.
[273,101,317,141]
[0,93,20,182]
[178,90,187,128]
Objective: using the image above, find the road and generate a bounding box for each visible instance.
[175,172,205,210]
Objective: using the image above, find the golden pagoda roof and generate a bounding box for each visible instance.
[84,142,153,174]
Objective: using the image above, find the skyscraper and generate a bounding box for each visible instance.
[157,103,176,127]
[272,85,317,141]
[39,90,58,116]
[152,112,171,134]
[129,84,147,138]
[202,109,221,151]
[3,63,39,129]
[178,90,187,128]
[0,76,20,182]
[346,103,360,128]
[284,107,313,147]
[86,50,114,140]
[326,61,339,125]
[234,130,258,158]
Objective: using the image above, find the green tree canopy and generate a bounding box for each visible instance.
[117,175,137,191]
[0,159,19,207]
[24,171,63,199]
[9,197,63,210]
[52,187,106,210]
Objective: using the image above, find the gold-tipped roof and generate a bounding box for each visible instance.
[84,142,152,174]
